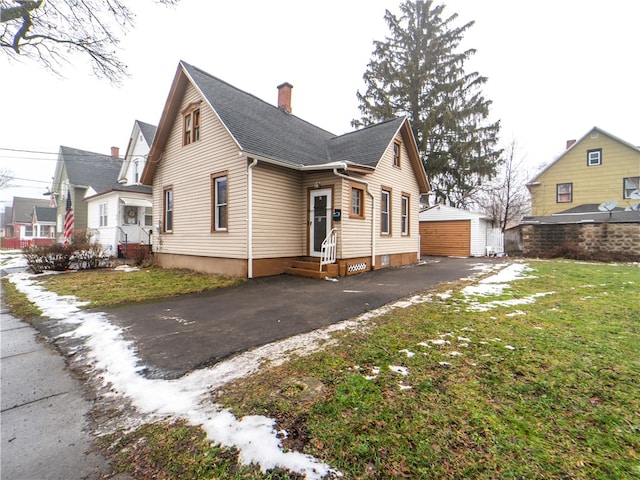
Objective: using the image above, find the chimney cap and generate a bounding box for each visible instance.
[277,82,294,89]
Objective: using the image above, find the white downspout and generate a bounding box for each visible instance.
[247,158,259,278]
[332,168,376,269]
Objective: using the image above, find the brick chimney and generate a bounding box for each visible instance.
[566,139,576,150]
[111,146,120,158]
[277,82,293,113]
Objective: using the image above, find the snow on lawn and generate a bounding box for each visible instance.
[6,259,549,479]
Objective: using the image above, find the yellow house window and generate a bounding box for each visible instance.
[587,149,602,166]
[623,177,640,199]
[556,183,572,203]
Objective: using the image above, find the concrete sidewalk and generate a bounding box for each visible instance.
[1,309,111,480]
[96,256,505,379]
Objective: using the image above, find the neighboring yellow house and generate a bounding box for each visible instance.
[527,127,640,216]
[141,61,430,278]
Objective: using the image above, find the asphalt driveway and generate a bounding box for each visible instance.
[101,256,506,379]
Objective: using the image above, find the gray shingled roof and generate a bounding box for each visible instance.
[182,61,403,169]
[137,120,157,145]
[34,206,56,223]
[60,146,150,196]
[11,197,50,223]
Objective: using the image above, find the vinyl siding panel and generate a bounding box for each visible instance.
[530,132,640,215]
[252,163,305,258]
[363,135,421,256]
[152,83,247,259]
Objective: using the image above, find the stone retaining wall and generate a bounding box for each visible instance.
[522,222,640,259]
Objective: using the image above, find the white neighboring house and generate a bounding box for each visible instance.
[86,120,156,257]
[419,204,503,257]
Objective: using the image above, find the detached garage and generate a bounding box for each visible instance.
[419,205,503,257]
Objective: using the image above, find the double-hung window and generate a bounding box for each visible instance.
[381,187,391,234]
[556,183,572,203]
[350,184,365,219]
[163,187,173,232]
[393,141,401,167]
[587,148,602,166]
[99,203,108,227]
[183,104,201,146]
[623,177,640,199]
[212,173,228,231]
[401,194,410,235]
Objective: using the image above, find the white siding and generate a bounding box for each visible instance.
[470,217,485,257]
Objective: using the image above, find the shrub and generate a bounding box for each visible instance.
[22,230,115,273]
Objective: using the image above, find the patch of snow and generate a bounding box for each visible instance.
[399,349,415,358]
[417,342,432,348]
[457,336,471,342]
[449,351,463,357]
[436,290,452,300]
[438,362,451,367]
[388,365,409,376]
[324,277,338,283]
[398,383,412,391]
[114,265,140,272]
[505,345,516,350]
[8,272,341,479]
[363,367,380,381]
[505,310,526,317]
[429,339,450,346]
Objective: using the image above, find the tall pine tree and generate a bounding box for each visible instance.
[353,0,501,207]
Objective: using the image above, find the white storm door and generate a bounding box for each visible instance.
[309,189,332,257]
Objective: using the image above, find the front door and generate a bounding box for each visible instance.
[309,188,332,257]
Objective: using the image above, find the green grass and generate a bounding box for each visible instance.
[1,278,42,320]
[37,267,244,308]
[15,259,640,479]
[211,260,639,479]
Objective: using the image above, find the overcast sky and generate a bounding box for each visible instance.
[1,0,638,207]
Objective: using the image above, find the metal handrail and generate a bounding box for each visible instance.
[320,228,337,271]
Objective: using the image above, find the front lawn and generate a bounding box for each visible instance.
[106,260,639,479]
[37,267,244,308]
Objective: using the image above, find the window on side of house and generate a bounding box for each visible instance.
[163,187,173,232]
[350,184,365,218]
[183,104,201,146]
[381,187,392,235]
[623,177,640,199]
[393,141,401,167]
[401,194,410,235]
[212,173,228,232]
[556,183,572,203]
[24,224,33,237]
[587,148,602,166]
[99,203,108,227]
[144,207,153,227]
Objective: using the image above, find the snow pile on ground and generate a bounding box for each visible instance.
[0,250,28,270]
[5,259,539,479]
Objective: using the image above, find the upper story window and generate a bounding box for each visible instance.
[393,141,401,167]
[133,161,139,183]
[623,177,640,199]
[556,183,572,203]
[163,187,173,232]
[350,184,365,219]
[381,187,391,235]
[212,173,228,232]
[401,194,410,235]
[183,104,201,146]
[587,148,602,166]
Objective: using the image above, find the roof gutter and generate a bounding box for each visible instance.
[331,167,376,269]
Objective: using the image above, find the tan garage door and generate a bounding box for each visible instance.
[420,220,471,256]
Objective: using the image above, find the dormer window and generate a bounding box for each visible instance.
[587,148,602,166]
[183,103,201,146]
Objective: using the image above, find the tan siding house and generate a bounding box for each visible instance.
[528,127,640,216]
[142,61,430,278]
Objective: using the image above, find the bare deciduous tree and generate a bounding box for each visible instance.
[475,140,530,231]
[0,168,13,189]
[1,0,179,83]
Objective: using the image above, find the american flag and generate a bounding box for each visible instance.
[63,191,74,243]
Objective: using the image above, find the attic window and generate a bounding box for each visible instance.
[393,141,401,167]
[587,148,601,166]
[183,104,201,146]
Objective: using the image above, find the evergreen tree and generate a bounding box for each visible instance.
[353,0,501,207]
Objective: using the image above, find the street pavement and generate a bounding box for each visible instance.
[1,308,111,480]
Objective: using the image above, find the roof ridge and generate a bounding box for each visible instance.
[330,116,405,141]
[180,60,336,137]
